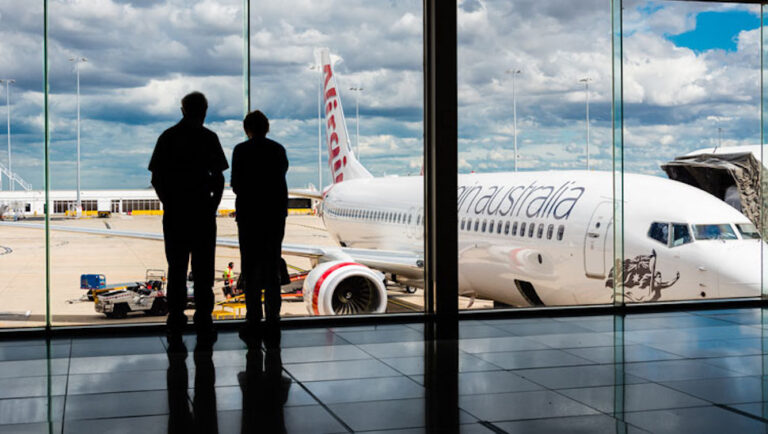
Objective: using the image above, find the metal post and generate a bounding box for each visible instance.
[6,81,10,191]
[718,127,722,149]
[761,3,767,299]
[318,67,322,190]
[356,88,360,159]
[506,69,521,171]
[423,0,458,323]
[44,0,51,330]
[1,80,13,191]
[69,57,86,215]
[580,77,591,170]
[349,86,363,159]
[513,73,517,172]
[243,0,250,116]
[76,62,81,214]
[611,0,624,307]
[586,81,590,170]
[424,2,459,432]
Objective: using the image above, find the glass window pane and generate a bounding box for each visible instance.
[625,1,762,302]
[0,1,45,328]
[648,222,670,245]
[671,223,692,247]
[737,223,761,239]
[692,224,738,241]
[48,0,243,326]
[252,1,424,317]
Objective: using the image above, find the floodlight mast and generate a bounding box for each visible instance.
[0,79,14,191]
[69,57,86,216]
[349,86,363,161]
[579,77,592,170]
[506,69,521,172]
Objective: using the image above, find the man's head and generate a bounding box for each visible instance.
[181,91,208,124]
[228,262,234,269]
[243,110,269,139]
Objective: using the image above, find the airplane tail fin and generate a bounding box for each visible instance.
[317,48,372,184]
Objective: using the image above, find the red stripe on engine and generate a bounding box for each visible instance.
[313,262,358,315]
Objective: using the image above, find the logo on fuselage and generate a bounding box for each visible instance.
[323,63,346,183]
[457,181,586,220]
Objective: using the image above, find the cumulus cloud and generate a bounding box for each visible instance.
[0,0,762,190]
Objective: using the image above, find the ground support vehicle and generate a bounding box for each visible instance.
[69,270,168,319]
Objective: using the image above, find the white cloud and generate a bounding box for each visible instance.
[0,0,763,190]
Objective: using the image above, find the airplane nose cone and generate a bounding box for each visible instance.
[715,242,766,298]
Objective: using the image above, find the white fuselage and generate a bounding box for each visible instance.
[321,171,766,307]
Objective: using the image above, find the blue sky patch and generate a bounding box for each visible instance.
[667,10,759,53]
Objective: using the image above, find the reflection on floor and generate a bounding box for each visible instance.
[2,308,768,433]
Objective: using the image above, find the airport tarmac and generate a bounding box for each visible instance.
[0,214,490,327]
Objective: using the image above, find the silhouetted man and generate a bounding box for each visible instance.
[231,110,288,342]
[149,91,228,345]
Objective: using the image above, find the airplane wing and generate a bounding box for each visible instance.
[288,188,323,200]
[0,221,424,278]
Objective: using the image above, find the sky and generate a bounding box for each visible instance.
[0,0,762,190]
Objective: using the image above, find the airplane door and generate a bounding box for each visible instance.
[584,201,612,278]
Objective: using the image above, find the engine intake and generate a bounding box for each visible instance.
[303,261,387,315]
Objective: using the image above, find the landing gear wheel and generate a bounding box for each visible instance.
[404,286,417,294]
[106,304,129,319]
[148,298,169,316]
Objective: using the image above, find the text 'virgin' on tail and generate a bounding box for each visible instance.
[317,48,372,184]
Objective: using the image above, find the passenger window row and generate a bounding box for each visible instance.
[458,217,565,241]
[326,206,422,226]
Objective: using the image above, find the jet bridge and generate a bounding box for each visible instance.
[661,151,767,235]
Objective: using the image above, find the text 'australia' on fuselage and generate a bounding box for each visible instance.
[320,170,766,307]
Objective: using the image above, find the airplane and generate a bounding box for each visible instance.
[308,48,767,311]
[2,49,766,315]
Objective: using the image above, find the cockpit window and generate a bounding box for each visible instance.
[692,224,738,241]
[736,223,761,240]
[648,222,669,245]
[671,224,692,247]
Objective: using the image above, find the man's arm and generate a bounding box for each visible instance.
[211,169,224,208]
[210,135,229,210]
[280,144,289,175]
[230,145,241,196]
[148,133,170,206]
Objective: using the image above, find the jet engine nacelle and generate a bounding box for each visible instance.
[303,261,388,315]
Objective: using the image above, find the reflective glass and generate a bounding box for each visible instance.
[692,224,738,241]
[623,0,762,302]
[737,223,760,239]
[457,0,612,310]
[0,1,46,327]
[251,1,424,317]
[47,0,244,325]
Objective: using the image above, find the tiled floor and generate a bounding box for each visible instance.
[3,308,768,432]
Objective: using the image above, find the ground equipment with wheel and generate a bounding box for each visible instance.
[68,270,168,319]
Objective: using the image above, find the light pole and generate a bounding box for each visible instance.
[717,127,722,151]
[506,69,521,171]
[349,86,363,160]
[0,79,14,191]
[69,57,86,216]
[579,77,592,170]
[310,64,323,191]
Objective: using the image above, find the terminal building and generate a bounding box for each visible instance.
[0,189,313,217]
